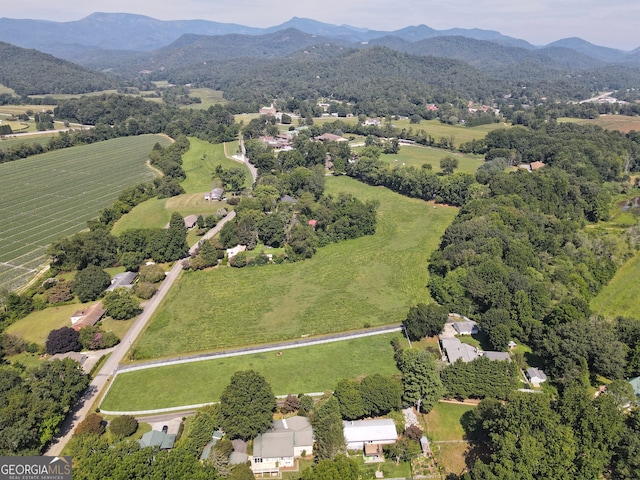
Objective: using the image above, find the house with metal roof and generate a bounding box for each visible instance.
[441,337,479,363]
[343,418,398,450]
[139,430,176,450]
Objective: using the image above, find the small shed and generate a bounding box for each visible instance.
[526,367,547,386]
[226,245,247,259]
[107,272,137,291]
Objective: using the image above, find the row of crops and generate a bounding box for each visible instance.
[0,134,172,291]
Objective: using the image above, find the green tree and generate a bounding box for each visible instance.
[163,212,189,261]
[311,397,346,460]
[398,349,443,412]
[403,303,448,340]
[333,379,365,420]
[103,288,142,320]
[73,265,111,302]
[219,370,276,440]
[360,374,402,417]
[440,155,459,175]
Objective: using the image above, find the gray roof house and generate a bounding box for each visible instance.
[107,272,137,291]
[251,416,313,476]
[453,320,479,335]
[441,337,479,363]
[526,367,548,386]
[482,351,511,362]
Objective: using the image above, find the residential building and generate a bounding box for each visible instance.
[251,416,313,476]
[343,419,398,450]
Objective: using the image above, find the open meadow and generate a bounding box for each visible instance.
[101,333,402,411]
[0,134,171,291]
[559,115,640,134]
[131,176,458,359]
[379,145,483,174]
[111,138,246,234]
[591,249,640,319]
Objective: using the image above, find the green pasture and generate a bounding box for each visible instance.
[180,137,249,193]
[0,133,55,149]
[101,333,402,411]
[392,118,508,145]
[559,116,640,134]
[5,300,135,347]
[591,249,640,319]
[112,138,244,234]
[0,84,15,95]
[0,134,171,291]
[379,145,483,174]
[132,176,458,359]
[186,88,226,108]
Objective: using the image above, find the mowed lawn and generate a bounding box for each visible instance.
[559,115,640,134]
[133,176,458,359]
[591,250,640,319]
[0,134,171,291]
[101,333,402,411]
[379,145,483,174]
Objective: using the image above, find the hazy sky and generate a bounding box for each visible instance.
[3,0,639,50]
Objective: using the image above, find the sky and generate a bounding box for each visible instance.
[3,0,639,50]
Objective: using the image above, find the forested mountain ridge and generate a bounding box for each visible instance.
[0,42,115,95]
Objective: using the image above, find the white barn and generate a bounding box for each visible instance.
[343,419,398,450]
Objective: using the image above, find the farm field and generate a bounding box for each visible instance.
[111,138,245,234]
[559,115,640,133]
[101,333,402,411]
[0,134,171,291]
[186,88,226,108]
[132,176,458,359]
[0,134,55,150]
[379,145,484,174]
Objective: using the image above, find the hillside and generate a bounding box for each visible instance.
[0,42,114,95]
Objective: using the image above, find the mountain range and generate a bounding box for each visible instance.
[1,12,637,62]
[1,12,640,99]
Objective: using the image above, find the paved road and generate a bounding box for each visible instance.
[45,212,237,456]
[227,136,258,184]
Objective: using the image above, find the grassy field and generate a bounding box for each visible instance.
[379,145,483,174]
[187,88,226,108]
[559,115,640,134]
[131,176,458,359]
[111,138,245,235]
[591,249,640,319]
[424,402,475,442]
[0,134,171,291]
[101,333,402,411]
[5,300,135,346]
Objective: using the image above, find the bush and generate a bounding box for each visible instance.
[404,424,423,441]
[133,281,157,299]
[227,196,240,206]
[138,264,165,283]
[75,413,105,436]
[46,326,81,355]
[47,280,74,304]
[109,415,138,437]
[229,252,247,268]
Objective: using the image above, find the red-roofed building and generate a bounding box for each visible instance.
[71,302,105,330]
[308,219,317,229]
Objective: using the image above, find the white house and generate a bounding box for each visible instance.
[453,320,479,335]
[343,419,398,451]
[526,367,547,387]
[251,416,313,476]
[226,244,247,259]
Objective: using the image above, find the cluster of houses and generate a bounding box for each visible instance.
[194,416,412,476]
[440,318,548,387]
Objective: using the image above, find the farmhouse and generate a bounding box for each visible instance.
[107,271,137,291]
[452,320,479,335]
[343,419,398,451]
[526,367,548,387]
[441,337,479,363]
[139,430,176,450]
[315,132,347,143]
[250,416,313,476]
[70,302,105,330]
[259,105,277,116]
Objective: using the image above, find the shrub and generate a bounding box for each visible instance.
[229,252,247,268]
[138,264,165,283]
[133,281,157,299]
[75,413,105,436]
[109,415,138,437]
[47,280,74,304]
[404,424,423,441]
[103,288,142,320]
[46,327,81,355]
